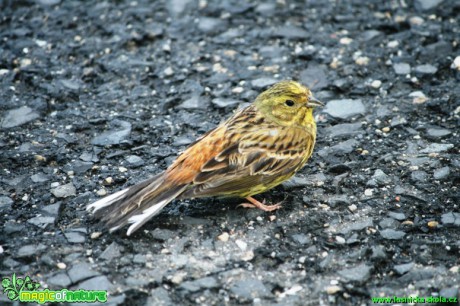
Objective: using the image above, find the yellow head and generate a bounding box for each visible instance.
[254,80,323,128]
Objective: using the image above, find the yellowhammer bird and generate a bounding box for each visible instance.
[87,80,323,235]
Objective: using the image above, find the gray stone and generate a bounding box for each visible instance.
[2,106,40,128]
[338,264,372,282]
[338,217,373,234]
[271,25,309,39]
[426,128,451,138]
[0,196,13,212]
[68,262,100,283]
[394,262,414,275]
[388,212,406,221]
[179,277,218,292]
[393,63,411,75]
[31,173,49,183]
[328,194,350,207]
[433,166,450,180]
[47,272,72,288]
[441,212,460,226]
[371,245,387,260]
[326,123,362,138]
[380,229,405,240]
[440,287,458,301]
[125,155,145,167]
[251,77,278,89]
[151,228,175,241]
[411,170,428,182]
[230,279,270,301]
[99,242,123,261]
[414,64,438,74]
[75,276,113,291]
[198,17,227,34]
[329,139,358,155]
[167,0,194,17]
[178,95,208,110]
[282,176,309,189]
[300,64,329,90]
[64,231,86,244]
[147,287,172,305]
[420,143,453,153]
[41,203,61,216]
[291,234,311,245]
[324,99,366,119]
[415,0,443,11]
[399,266,446,282]
[91,119,132,146]
[51,183,76,198]
[379,217,400,229]
[17,244,46,258]
[372,169,391,185]
[212,98,241,109]
[27,216,55,228]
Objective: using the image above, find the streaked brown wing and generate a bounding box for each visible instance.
[181,119,315,198]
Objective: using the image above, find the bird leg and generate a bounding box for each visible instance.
[238,196,282,211]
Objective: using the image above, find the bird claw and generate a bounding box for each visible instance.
[238,196,282,212]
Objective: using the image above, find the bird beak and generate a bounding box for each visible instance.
[307,96,324,108]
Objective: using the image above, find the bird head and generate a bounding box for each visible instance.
[254,80,323,128]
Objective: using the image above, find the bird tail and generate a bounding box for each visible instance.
[87,174,187,236]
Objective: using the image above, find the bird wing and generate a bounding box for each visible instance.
[173,106,316,198]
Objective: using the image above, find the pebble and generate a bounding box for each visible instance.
[90,232,102,239]
[420,143,453,153]
[17,244,46,258]
[326,285,342,294]
[388,212,406,221]
[57,262,67,269]
[180,277,219,292]
[338,264,371,282]
[99,242,123,261]
[364,189,373,196]
[198,17,227,34]
[441,212,460,226]
[414,64,438,75]
[426,128,451,138]
[338,217,373,234]
[394,262,414,275]
[370,80,382,88]
[272,25,309,39]
[326,123,362,138]
[393,63,411,75]
[348,204,357,212]
[27,216,55,228]
[212,98,241,109]
[433,166,450,180]
[51,183,76,198]
[2,106,40,128]
[427,221,438,229]
[251,77,278,89]
[300,64,329,90]
[217,232,230,242]
[77,276,113,291]
[96,189,107,196]
[380,229,405,240]
[91,119,132,146]
[415,0,444,11]
[323,99,366,119]
[355,56,369,66]
[163,67,174,76]
[64,231,86,244]
[68,262,100,283]
[229,279,270,301]
[31,173,49,183]
[0,196,13,212]
[451,56,460,71]
[125,155,145,167]
[235,239,247,251]
[291,234,311,245]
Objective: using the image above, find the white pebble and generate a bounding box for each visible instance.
[371,80,382,88]
[235,239,247,251]
[217,232,229,242]
[364,189,373,196]
[451,56,460,71]
[57,262,67,269]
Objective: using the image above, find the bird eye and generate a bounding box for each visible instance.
[285,100,295,107]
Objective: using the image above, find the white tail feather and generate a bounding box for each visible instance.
[87,188,129,213]
[123,199,169,236]
[123,186,188,236]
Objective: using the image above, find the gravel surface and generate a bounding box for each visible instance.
[1,0,459,305]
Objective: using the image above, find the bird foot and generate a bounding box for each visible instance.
[237,196,282,212]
